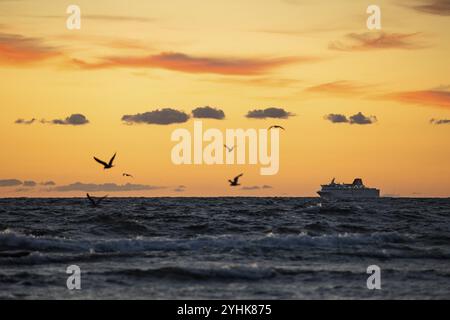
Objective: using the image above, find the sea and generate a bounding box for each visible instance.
[0,197,449,299]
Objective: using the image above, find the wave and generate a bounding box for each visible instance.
[0,228,418,254]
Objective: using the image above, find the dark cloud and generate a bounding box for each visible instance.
[23,180,37,187]
[325,112,377,125]
[349,112,377,125]
[71,52,301,76]
[0,179,22,187]
[192,106,225,120]
[246,107,293,119]
[15,118,36,125]
[49,114,89,126]
[52,182,164,192]
[329,32,425,51]
[324,114,349,123]
[122,108,189,125]
[410,0,450,15]
[430,118,450,125]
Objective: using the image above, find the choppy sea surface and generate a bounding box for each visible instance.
[0,197,449,300]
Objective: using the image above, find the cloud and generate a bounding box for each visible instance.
[173,185,186,192]
[409,0,450,16]
[378,89,450,109]
[325,114,349,123]
[52,182,164,192]
[208,77,301,87]
[71,52,302,76]
[246,107,294,119]
[192,106,225,120]
[241,185,273,190]
[48,114,89,126]
[329,32,425,51]
[430,118,450,125]
[0,32,60,65]
[40,181,56,186]
[15,118,36,125]
[305,81,368,96]
[122,108,189,125]
[349,112,377,125]
[325,112,377,125]
[22,180,37,187]
[0,179,22,187]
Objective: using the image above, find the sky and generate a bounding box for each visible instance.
[0,0,449,197]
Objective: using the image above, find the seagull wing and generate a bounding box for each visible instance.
[86,193,96,206]
[97,194,108,205]
[108,153,117,166]
[234,173,243,183]
[94,157,108,167]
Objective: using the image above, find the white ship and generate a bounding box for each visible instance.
[318,178,380,200]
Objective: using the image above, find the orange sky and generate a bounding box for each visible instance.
[0,0,449,197]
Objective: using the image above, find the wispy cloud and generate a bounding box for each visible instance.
[241,185,273,190]
[122,108,190,125]
[329,32,425,51]
[15,118,36,125]
[0,32,61,65]
[192,106,225,120]
[71,52,305,76]
[408,0,450,16]
[15,114,90,126]
[0,179,22,187]
[52,182,164,192]
[325,112,377,125]
[378,88,450,108]
[430,118,450,125]
[246,107,294,119]
[305,80,369,96]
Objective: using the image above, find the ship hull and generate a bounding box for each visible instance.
[318,189,380,200]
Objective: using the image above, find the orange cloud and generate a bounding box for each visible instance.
[410,0,450,16]
[0,32,60,65]
[305,80,369,96]
[379,89,450,108]
[329,32,425,51]
[71,52,309,75]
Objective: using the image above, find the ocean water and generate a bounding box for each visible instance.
[0,197,449,300]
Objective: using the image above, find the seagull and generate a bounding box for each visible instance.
[268,125,285,131]
[93,153,116,169]
[123,173,133,178]
[86,193,108,207]
[228,173,243,186]
[224,144,235,153]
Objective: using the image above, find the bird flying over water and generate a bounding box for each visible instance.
[268,125,285,131]
[94,153,116,169]
[224,144,235,152]
[123,173,133,178]
[86,193,108,207]
[228,173,243,186]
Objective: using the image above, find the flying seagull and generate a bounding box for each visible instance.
[224,144,235,153]
[228,173,243,186]
[268,125,285,131]
[123,173,133,178]
[86,193,108,207]
[94,153,116,169]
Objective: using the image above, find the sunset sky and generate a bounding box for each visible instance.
[0,0,449,197]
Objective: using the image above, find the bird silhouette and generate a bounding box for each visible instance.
[86,193,108,207]
[224,144,235,152]
[268,125,285,130]
[93,153,116,169]
[228,173,243,186]
[123,173,133,178]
